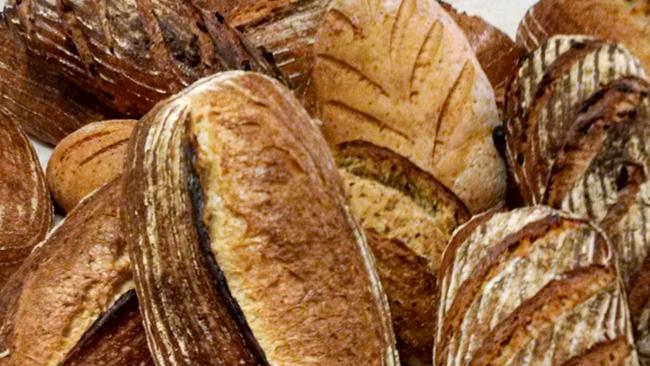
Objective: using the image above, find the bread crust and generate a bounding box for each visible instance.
[121,71,398,365]
[0,114,52,289]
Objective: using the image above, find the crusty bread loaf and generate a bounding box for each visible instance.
[0,180,151,366]
[0,114,52,289]
[336,141,469,365]
[121,71,398,365]
[0,17,117,145]
[436,206,639,366]
[47,120,136,212]
[517,0,650,75]
[504,35,650,362]
[312,0,506,213]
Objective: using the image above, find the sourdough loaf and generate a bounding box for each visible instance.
[504,35,650,362]
[436,206,639,365]
[517,0,650,75]
[0,114,52,289]
[312,0,506,213]
[121,71,398,365]
[0,180,152,366]
[47,120,136,212]
[337,141,469,365]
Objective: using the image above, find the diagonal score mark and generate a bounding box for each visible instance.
[410,19,443,98]
[324,100,413,142]
[389,0,416,60]
[316,53,390,97]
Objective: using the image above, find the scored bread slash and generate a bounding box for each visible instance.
[121,71,398,365]
[0,180,152,366]
[436,206,639,366]
[0,114,52,289]
[312,0,506,213]
[46,120,136,212]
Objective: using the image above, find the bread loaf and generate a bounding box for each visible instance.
[0,16,117,145]
[3,0,278,116]
[312,0,506,213]
[121,71,398,365]
[0,180,152,366]
[336,141,469,365]
[47,120,135,212]
[504,35,650,362]
[436,206,639,365]
[0,114,52,289]
[517,0,650,75]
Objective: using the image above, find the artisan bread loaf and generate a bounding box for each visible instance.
[504,35,650,362]
[0,180,152,366]
[47,120,136,212]
[517,0,650,75]
[0,114,52,289]
[337,141,469,365]
[121,71,398,365]
[436,206,639,366]
[312,0,506,213]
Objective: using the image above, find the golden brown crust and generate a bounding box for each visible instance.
[312,0,505,213]
[0,113,52,290]
[122,71,398,365]
[46,120,136,212]
[0,180,139,366]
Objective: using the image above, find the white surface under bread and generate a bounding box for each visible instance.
[2,0,537,171]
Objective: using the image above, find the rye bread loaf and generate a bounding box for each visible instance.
[312,0,506,213]
[47,120,135,212]
[517,0,650,75]
[0,180,152,366]
[504,35,650,362]
[336,141,469,365]
[121,71,398,365]
[0,114,52,289]
[436,206,639,366]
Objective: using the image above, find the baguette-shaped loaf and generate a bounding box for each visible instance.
[3,0,278,115]
[121,71,398,365]
[0,16,117,145]
[312,0,505,213]
[47,120,135,212]
[504,36,650,361]
[336,141,469,365]
[0,114,51,289]
[517,0,650,75]
[436,206,639,366]
[0,181,152,366]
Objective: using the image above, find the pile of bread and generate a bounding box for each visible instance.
[1,0,650,365]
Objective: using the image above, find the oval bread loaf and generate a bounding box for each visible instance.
[121,71,398,365]
[0,180,152,366]
[436,206,639,366]
[0,114,52,289]
[312,0,506,213]
[47,120,136,212]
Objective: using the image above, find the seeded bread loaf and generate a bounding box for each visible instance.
[0,114,52,289]
[47,120,136,212]
[504,35,650,362]
[0,180,152,366]
[436,206,639,366]
[312,0,506,213]
[517,0,650,75]
[121,71,398,365]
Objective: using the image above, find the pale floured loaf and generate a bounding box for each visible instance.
[312,0,506,213]
[121,71,398,365]
[436,206,638,366]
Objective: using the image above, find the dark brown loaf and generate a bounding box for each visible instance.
[517,0,650,75]
[121,71,398,365]
[0,16,117,145]
[312,0,506,213]
[504,35,650,362]
[0,180,152,366]
[336,141,469,366]
[0,114,52,289]
[436,206,638,366]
